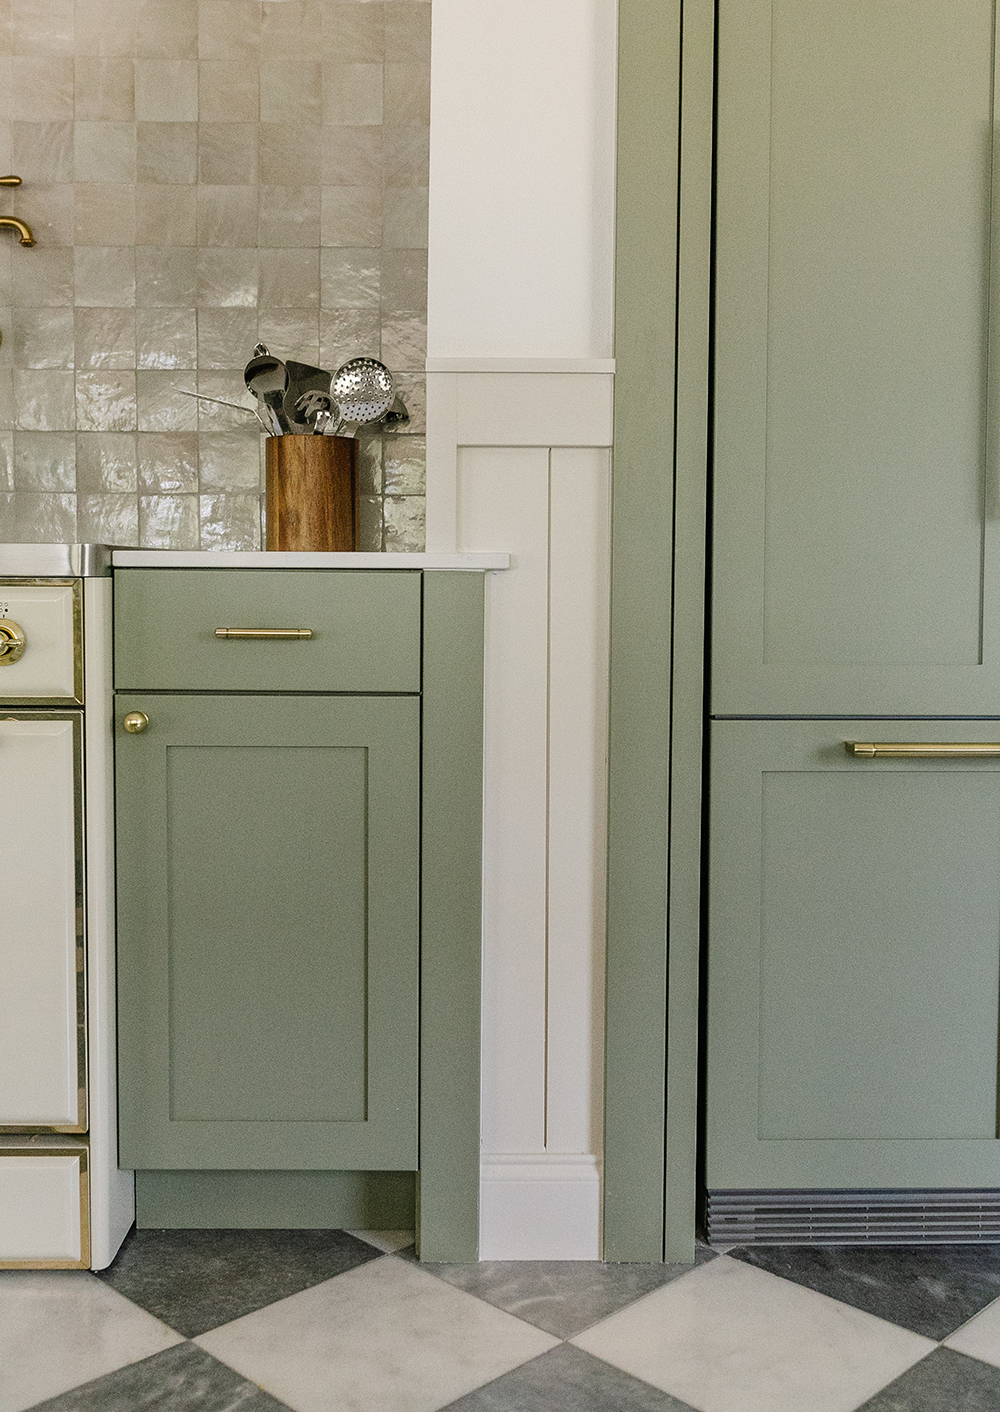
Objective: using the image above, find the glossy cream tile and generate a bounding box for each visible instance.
[197,307,258,370]
[258,123,322,186]
[195,1255,559,1412]
[10,56,73,121]
[12,247,73,307]
[322,186,381,247]
[74,307,135,369]
[137,430,198,492]
[198,431,261,489]
[75,370,136,431]
[0,1270,182,1412]
[12,182,74,246]
[11,307,75,368]
[136,0,198,60]
[11,0,73,56]
[136,369,197,431]
[319,308,381,368]
[134,60,199,123]
[0,435,13,490]
[74,58,135,120]
[258,247,320,308]
[320,247,380,309]
[134,184,197,245]
[197,185,258,247]
[199,490,261,547]
[383,62,430,125]
[256,309,319,367]
[12,120,73,181]
[385,4,431,63]
[73,0,137,57]
[73,184,137,246]
[13,368,75,429]
[76,431,138,491]
[322,3,384,63]
[321,124,382,186]
[136,121,198,183]
[199,0,261,62]
[199,123,257,185]
[139,490,199,547]
[136,307,198,370]
[260,61,322,125]
[197,248,258,307]
[380,310,425,369]
[73,120,137,184]
[136,248,198,306]
[258,185,321,248]
[572,1256,935,1412]
[198,58,259,123]
[382,435,424,494]
[383,493,424,550]
[383,187,428,250]
[323,63,383,126]
[381,248,426,312]
[74,247,135,307]
[11,489,77,540]
[12,430,75,488]
[77,490,138,543]
[261,0,326,60]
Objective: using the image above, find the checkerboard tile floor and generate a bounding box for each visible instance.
[8,1233,1000,1411]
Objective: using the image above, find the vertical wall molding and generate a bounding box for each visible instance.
[427,371,611,1259]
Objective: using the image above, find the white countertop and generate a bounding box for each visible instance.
[112,551,510,571]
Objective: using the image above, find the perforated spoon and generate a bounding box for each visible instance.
[328,357,394,432]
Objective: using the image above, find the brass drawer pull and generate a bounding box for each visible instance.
[846,741,1000,758]
[214,628,314,640]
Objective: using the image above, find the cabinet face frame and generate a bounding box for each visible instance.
[0,712,87,1134]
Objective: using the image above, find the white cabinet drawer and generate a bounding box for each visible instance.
[0,581,81,703]
[0,717,84,1129]
[0,1140,89,1267]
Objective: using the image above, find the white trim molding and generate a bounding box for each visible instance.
[427,372,612,1258]
[480,1155,603,1260]
[426,359,616,374]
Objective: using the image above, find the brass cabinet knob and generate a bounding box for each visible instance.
[0,618,26,664]
[123,711,149,734]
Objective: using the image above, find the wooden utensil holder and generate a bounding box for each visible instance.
[265,435,358,552]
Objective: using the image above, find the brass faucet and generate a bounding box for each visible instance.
[0,176,35,246]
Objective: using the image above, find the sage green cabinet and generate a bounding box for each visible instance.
[711,0,1000,718]
[115,692,419,1171]
[707,0,1000,1200]
[707,721,1000,1191]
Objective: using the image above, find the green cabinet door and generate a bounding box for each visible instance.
[116,693,419,1170]
[712,0,1000,717]
[707,720,1000,1190]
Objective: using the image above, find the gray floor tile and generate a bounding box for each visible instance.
[437,1344,699,1412]
[729,1243,1000,1339]
[23,1341,293,1412]
[419,1245,716,1338]
[855,1346,1000,1411]
[95,1228,383,1337]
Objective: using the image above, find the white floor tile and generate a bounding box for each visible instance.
[345,1229,414,1253]
[571,1254,934,1412]
[195,1253,559,1412]
[943,1294,1000,1366]
[0,1270,184,1412]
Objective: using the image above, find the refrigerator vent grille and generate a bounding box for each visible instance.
[707,1190,1000,1245]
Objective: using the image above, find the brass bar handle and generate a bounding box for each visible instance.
[215,627,313,640]
[846,741,1000,758]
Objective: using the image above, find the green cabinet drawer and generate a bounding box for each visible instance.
[114,569,421,693]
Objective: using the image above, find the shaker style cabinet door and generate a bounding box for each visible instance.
[0,717,84,1131]
[711,0,1000,717]
[707,721,1000,1191]
[115,694,419,1170]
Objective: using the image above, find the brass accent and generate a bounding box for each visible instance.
[0,619,26,664]
[0,1138,90,1269]
[0,715,87,1136]
[846,741,1000,758]
[123,711,149,734]
[0,580,84,705]
[0,217,35,247]
[215,627,314,640]
[0,176,22,186]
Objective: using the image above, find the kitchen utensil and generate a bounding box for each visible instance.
[174,387,275,434]
[330,357,395,427]
[244,351,290,433]
[283,361,333,431]
[294,389,337,432]
[374,394,410,432]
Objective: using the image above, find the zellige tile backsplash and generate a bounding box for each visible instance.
[0,0,428,550]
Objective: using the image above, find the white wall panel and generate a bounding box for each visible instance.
[428,0,617,359]
[458,447,551,1154]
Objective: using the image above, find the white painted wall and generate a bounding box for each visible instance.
[428,0,617,1259]
[428,0,618,361]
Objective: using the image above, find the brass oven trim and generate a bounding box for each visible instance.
[0,579,84,705]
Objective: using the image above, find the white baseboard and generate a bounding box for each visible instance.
[480,1154,602,1259]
